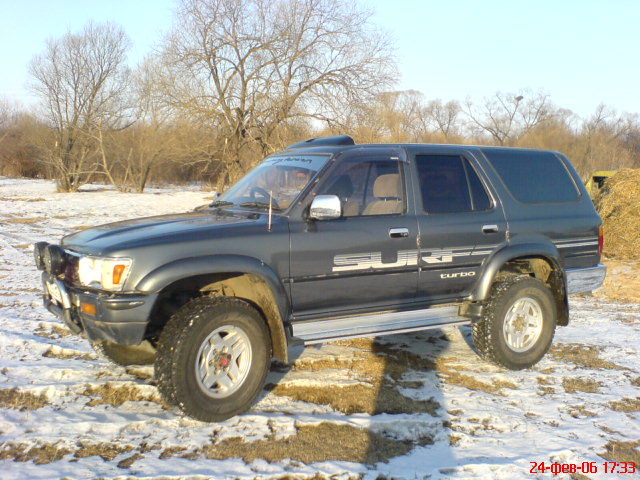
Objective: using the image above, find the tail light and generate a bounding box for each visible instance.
[598,225,604,255]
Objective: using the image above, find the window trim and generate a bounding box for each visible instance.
[414,153,496,216]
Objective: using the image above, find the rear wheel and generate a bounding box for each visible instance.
[155,296,271,421]
[472,275,557,370]
[92,340,156,366]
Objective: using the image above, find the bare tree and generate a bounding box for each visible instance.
[0,97,15,145]
[28,22,131,191]
[573,104,640,175]
[464,90,555,145]
[95,59,177,192]
[159,0,396,189]
[424,99,462,140]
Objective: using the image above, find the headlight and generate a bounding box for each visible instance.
[77,256,133,291]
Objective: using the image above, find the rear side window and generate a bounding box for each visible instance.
[483,149,579,203]
[416,155,491,214]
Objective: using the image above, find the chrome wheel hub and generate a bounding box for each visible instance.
[195,325,252,398]
[502,296,543,352]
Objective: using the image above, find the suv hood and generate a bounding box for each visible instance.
[61,210,265,255]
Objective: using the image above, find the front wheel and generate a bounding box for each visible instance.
[472,275,557,370]
[155,296,271,422]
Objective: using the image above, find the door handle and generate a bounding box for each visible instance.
[482,224,499,234]
[389,227,409,238]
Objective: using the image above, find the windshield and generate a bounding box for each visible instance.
[220,155,330,210]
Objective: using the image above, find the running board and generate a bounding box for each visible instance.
[291,305,469,345]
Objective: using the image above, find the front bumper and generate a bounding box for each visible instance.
[565,264,607,295]
[41,272,157,345]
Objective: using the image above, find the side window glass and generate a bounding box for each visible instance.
[317,159,405,217]
[464,160,491,211]
[483,149,579,203]
[417,155,491,214]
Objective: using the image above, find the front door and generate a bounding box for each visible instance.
[288,149,419,318]
[413,152,507,302]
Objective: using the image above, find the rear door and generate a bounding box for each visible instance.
[288,148,419,318]
[412,151,508,302]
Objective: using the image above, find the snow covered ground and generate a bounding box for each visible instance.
[0,177,638,480]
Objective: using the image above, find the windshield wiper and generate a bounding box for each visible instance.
[238,201,282,211]
[208,200,235,208]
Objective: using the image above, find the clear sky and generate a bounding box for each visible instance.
[1,0,639,119]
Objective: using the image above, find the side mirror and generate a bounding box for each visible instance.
[309,195,341,220]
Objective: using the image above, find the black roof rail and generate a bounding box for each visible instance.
[285,135,355,150]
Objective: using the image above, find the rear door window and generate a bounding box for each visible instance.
[483,149,579,203]
[416,154,491,214]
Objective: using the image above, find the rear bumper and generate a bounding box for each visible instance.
[565,264,607,295]
[41,272,156,346]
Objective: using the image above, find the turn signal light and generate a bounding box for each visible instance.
[81,302,97,316]
[598,225,604,255]
[113,264,127,285]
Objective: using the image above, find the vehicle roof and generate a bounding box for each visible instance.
[281,143,562,157]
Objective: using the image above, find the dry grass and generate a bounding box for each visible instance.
[125,366,153,380]
[159,446,188,459]
[449,417,506,436]
[2,216,46,224]
[538,386,555,396]
[599,439,640,464]
[34,324,72,339]
[296,339,436,381]
[281,339,515,415]
[537,376,554,386]
[42,346,95,361]
[608,397,640,412]
[0,197,46,202]
[438,360,518,394]
[278,340,441,414]
[268,382,439,415]
[197,422,430,465]
[562,377,602,394]
[0,442,72,464]
[567,404,597,418]
[595,168,640,260]
[117,452,144,469]
[0,387,49,410]
[82,383,164,407]
[74,442,134,461]
[548,343,626,370]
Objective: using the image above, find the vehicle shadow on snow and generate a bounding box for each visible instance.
[260,327,460,477]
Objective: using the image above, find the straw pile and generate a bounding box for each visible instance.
[594,168,640,259]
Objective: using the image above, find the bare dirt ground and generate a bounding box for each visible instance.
[0,178,638,479]
[594,258,640,303]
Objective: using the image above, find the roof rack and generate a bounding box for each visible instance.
[285,135,355,150]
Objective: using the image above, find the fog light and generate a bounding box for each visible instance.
[34,242,48,270]
[81,302,97,316]
[44,244,66,275]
